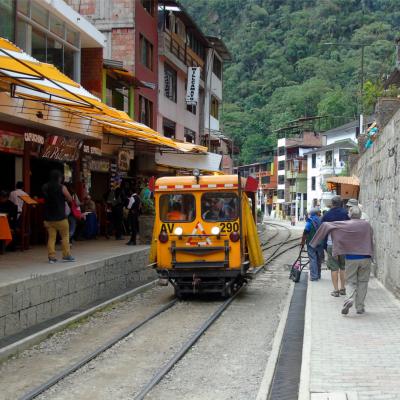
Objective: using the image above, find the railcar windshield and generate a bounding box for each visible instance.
[201,192,239,222]
[160,194,195,222]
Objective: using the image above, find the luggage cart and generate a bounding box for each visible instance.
[289,244,310,283]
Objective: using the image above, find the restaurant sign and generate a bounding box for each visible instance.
[83,144,102,156]
[89,159,110,173]
[24,132,45,145]
[41,135,83,162]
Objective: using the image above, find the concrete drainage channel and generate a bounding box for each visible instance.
[268,272,308,400]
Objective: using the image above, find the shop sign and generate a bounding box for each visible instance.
[0,131,24,155]
[24,132,45,145]
[186,67,201,105]
[83,144,102,156]
[117,149,134,172]
[41,135,83,162]
[89,159,110,173]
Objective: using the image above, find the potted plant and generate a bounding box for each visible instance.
[138,186,155,245]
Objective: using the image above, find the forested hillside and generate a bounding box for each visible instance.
[181,0,400,163]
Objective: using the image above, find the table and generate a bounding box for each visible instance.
[0,214,12,252]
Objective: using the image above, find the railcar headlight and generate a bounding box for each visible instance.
[211,226,220,235]
[174,227,183,236]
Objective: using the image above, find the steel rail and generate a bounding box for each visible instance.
[19,299,178,400]
[20,223,299,400]
[133,224,300,398]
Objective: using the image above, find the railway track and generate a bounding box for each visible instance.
[19,222,300,400]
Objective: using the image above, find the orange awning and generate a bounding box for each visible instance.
[0,37,207,154]
[326,176,360,186]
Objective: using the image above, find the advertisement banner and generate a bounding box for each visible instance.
[0,131,24,155]
[117,149,134,172]
[41,135,83,162]
[185,67,201,105]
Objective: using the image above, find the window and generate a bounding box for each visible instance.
[277,190,285,200]
[339,149,349,163]
[15,3,80,80]
[0,0,15,41]
[325,150,333,166]
[261,176,270,184]
[139,96,153,128]
[278,160,285,170]
[163,118,176,138]
[278,147,285,156]
[31,28,46,63]
[164,63,177,102]
[141,0,155,16]
[213,55,222,79]
[201,192,239,222]
[211,96,219,119]
[278,175,285,185]
[184,128,196,143]
[187,104,197,114]
[31,2,49,28]
[140,34,153,70]
[311,177,316,191]
[160,194,195,222]
[311,153,316,169]
[187,31,205,59]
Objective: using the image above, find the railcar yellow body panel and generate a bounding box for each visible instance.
[152,174,263,297]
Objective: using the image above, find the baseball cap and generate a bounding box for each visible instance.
[346,198,358,207]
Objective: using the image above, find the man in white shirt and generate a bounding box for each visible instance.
[9,181,28,216]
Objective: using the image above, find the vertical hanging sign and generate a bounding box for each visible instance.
[185,67,201,105]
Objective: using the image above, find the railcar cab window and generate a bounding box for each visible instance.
[201,193,239,222]
[160,194,195,222]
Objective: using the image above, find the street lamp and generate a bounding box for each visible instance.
[323,42,366,134]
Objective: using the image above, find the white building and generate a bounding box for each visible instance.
[306,138,357,210]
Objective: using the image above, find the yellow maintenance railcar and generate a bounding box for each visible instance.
[150,172,264,297]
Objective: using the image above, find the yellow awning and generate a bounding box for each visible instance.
[0,37,207,154]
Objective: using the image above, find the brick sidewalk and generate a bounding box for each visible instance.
[300,270,400,400]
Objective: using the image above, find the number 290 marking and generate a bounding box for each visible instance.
[220,222,239,233]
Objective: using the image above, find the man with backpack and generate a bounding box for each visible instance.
[301,208,323,281]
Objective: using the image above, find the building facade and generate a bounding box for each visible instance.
[305,118,374,210]
[0,0,106,197]
[66,0,159,129]
[276,132,322,220]
[233,157,277,214]
[305,139,357,210]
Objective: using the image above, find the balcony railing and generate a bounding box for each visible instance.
[286,170,307,179]
[161,31,205,78]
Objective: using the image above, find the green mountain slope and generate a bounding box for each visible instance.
[181,0,400,163]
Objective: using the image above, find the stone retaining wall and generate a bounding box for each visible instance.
[356,106,400,297]
[0,248,155,340]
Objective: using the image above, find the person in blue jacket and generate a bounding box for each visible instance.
[301,208,323,281]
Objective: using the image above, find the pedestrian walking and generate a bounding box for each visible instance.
[310,206,374,315]
[126,190,141,245]
[345,198,369,221]
[301,208,322,281]
[341,206,373,315]
[42,170,75,263]
[321,195,349,297]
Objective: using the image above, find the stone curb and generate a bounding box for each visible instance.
[255,281,295,400]
[0,279,157,363]
[298,275,312,400]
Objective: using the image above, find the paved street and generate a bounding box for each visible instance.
[302,270,400,400]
